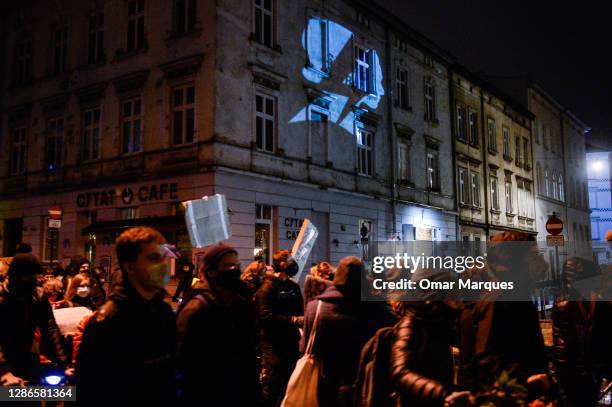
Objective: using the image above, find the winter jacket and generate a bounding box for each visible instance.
[552,299,600,406]
[0,281,68,381]
[176,278,259,407]
[459,300,547,391]
[390,306,457,407]
[301,285,397,407]
[75,276,176,406]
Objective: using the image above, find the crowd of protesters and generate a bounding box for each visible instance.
[0,226,611,406]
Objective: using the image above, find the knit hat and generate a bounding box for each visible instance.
[202,243,238,273]
[8,253,43,278]
[333,256,363,299]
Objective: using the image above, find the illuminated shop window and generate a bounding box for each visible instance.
[122,97,143,154]
[82,107,101,161]
[255,204,273,264]
[255,92,275,152]
[172,85,195,145]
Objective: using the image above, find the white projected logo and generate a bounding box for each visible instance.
[289,18,385,133]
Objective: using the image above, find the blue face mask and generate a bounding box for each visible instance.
[147,262,170,290]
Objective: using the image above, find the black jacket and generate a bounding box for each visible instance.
[459,300,547,391]
[176,278,259,406]
[301,285,397,407]
[0,282,67,381]
[75,276,176,405]
[256,275,304,349]
[391,306,457,407]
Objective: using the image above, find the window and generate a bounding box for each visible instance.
[490,176,500,211]
[542,124,548,150]
[255,204,273,264]
[471,171,481,207]
[523,138,529,168]
[505,181,513,213]
[551,171,558,200]
[357,12,370,28]
[502,127,511,159]
[515,136,522,166]
[14,37,32,85]
[120,207,140,220]
[456,104,466,141]
[53,26,68,74]
[10,127,27,175]
[255,92,275,152]
[525,182,534,218]
[544,167,550,197]
[82,107,101,161]
[426,149,439,189]
[398,141,410,182]
[122,98,142,154]
[458,167,469,205]
[309,109,328,163]
[175,0,197,35]
[534,121,540,144]
[357,127,373,176]
[395,67,409,109]
[306,18,329,73]
[558,173,565,202]
[88,12,104,64]
[424,77,436,121]
[127,0,145,51]
[487,118,497,152]
[468,109,478,145]
[536,162,543,195]
[254,0,274,47]
[46,118,64,170]
[354,45,373,93]
[172,85,195,145]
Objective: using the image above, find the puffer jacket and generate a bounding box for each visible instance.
[391,306,456,407]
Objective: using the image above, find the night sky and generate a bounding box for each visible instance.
[376,0,612,150]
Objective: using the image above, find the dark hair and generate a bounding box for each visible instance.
[272,249,291,270]
[15,242,32,254]
[115,227,166,266]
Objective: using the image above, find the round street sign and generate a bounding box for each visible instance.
[48,205,63,220]
[546,216,563,235]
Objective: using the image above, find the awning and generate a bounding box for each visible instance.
[81,216,186,236]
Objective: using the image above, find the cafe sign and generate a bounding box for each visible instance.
[76,182,179,208]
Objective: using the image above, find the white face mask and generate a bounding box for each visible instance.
[147,262,170,290]
[76,286,91,298]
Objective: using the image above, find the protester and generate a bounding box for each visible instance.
[301,256,397,407]
[390,269,473,407]
[458,231,549,397]
[0,253,69,386]
[172,257,195,302]
[43,278,64,304]
[256,249,304,407]
[0,259,9,283]
[303,261,334,307]
[241,259,268,295]
[56,274,97,311]
[176,243,259,406]
[75,227,176,405]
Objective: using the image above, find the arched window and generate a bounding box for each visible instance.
[551,171,558,200]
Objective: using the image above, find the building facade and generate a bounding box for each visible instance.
[0,0,458,271]
[451,68,536,242]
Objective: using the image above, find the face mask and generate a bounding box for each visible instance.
[215,267,241,289]
[147,262,170,290]
[77,286,91,298]
[285,261,299,277]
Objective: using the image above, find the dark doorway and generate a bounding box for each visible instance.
[3,218,23,256]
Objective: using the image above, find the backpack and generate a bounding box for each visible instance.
[354,326,398,407]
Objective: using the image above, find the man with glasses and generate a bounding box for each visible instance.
[176,243,259,406]
[75,227,176,405]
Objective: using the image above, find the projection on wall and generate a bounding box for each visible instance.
[289,17,385,134]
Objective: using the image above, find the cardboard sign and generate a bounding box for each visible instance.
[184,194,231,248]
[291,219,319,282]
[53,307,93,336]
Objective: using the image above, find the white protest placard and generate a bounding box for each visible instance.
[291,218,318,283]
[53,307,93,336]
[184,194,231,248]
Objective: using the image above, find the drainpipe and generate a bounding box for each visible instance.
[480,86,490,239]
[384,25,398,239]
[448,69,459,241]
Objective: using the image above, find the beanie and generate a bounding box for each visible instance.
[202,243,238,273]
